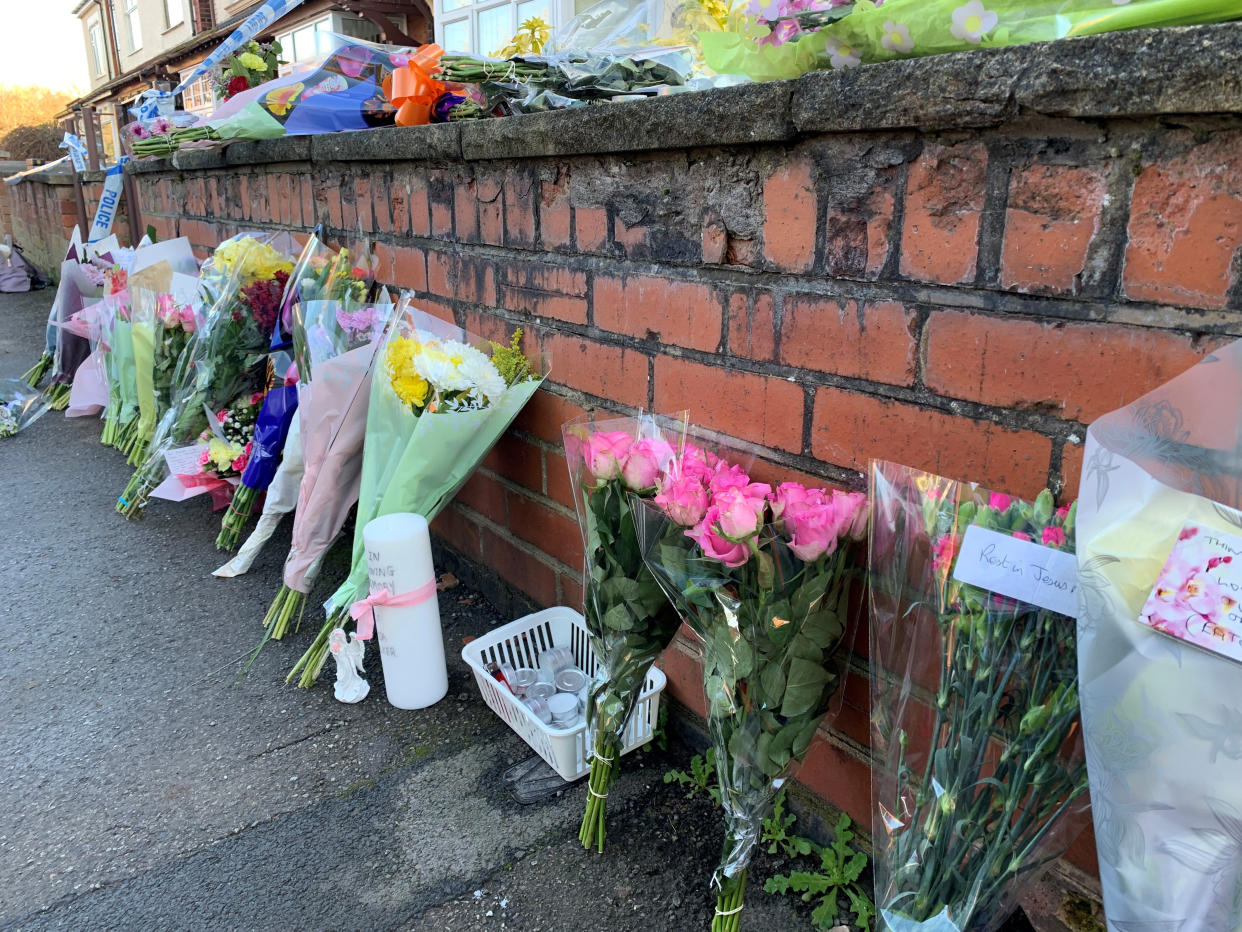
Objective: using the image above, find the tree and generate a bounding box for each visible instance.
[0,85,74,138]
[0,125,64,162]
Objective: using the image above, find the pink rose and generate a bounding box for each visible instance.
[584,430,633,481]
[769,482,816,521]
[783,496,846,562]
[678,445,717,482]
[197,449,210,466]
[1041,526,1067,547]
[687,509,750,566]
[655,471,709,526]
[180,308,196,333]
[989,492,1012,512]
[622,437,672,491]
[838,490,869,541]
[232,454,248,472]
[712,486,767,540]
[217,409,229,422]
[1056,503,1072,520]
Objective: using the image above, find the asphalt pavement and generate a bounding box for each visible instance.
[0,289,827,932]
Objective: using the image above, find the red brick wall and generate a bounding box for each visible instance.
[96,98,1242,920]
[5,173,133,278]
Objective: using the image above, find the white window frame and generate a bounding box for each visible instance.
[123,0,142,52]
[274,14,333,72]
[435,0,569,57]
[180,72,216,115]
[164,0,185,29]
[87,15,106,77]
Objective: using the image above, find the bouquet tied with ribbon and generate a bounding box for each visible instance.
[563,413,685,853]
[117,232,296,519]
[635,439,867,932]
[286,300,546,687]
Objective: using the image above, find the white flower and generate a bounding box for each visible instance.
[458,353,507,406]
[880,20,914,53]
[413,339,474,394]
[949,0,997,44]
[825,36,861,69]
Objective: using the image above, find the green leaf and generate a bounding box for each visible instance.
[601,601,633,632]
[780,657,831,718]
[801,607,845,651]
[791,717,819,758]
[759,662,786,709]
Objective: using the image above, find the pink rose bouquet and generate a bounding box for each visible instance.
[564,415,685,853]
[635,444,868,932]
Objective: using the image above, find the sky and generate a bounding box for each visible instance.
[0,3,91,93]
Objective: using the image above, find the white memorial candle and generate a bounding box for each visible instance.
[361,512,448,710]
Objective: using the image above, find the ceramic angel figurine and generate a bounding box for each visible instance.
[329,627,370,703]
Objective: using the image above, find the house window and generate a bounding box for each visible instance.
[124,0,142,51]
[165,0,184,28]
[436,0,556,56]
[87,16,106,76]
[275,15,333,69]
[180,72,216,115]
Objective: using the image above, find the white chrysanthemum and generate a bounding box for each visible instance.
[458,352,507,405]
[412,340,473,394]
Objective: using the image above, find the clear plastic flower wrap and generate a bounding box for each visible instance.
[0,378,52,438]
[1076,338,1242,930]
[562,413,686,853]
[634,438,867,932]
[286,299,547,687]
[866,461,1090,932]
[116,232,296,519]
[216,235,377,551]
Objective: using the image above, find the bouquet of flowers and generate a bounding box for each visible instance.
[701,0,1242,82]
[216,40,283,101]
[563,415,685,853]
[259,264,391,640]
[117,233,296,519]
[867,462,1089,932]
[635,443,867,932]
[152,392,262,509]
[43,254,120,411]
[217,237,377,550]
[22,230,117,389]
[0,378,51,439]
[1074,341,1242,930]
[286,303,546,687]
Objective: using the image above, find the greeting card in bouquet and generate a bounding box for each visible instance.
[1077,338,1242,931]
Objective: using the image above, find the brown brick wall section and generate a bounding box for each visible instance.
[7,110,1234,911]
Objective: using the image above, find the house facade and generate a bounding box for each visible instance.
[69,0,434,158]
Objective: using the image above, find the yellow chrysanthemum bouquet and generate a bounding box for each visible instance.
[287,298,546,687]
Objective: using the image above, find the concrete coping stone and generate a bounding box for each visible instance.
[122,21,1242,174]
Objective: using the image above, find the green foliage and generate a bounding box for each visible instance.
[662,749,721,806]
[651,703,669,752]
[761,790,815,858]
[488,328,533,385]
[0,123,62,162]
[764,812,875,931]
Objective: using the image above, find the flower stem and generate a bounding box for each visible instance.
[263,585,306,641]
[578,733,618,853]
[22,352,53,388]
[217,484,258,550]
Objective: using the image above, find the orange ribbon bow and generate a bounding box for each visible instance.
[383,44,445,127]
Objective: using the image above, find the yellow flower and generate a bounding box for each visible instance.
[238,52,267,71]
[208,437,242,471]
[699,0,731,26]
[386,337,430,408]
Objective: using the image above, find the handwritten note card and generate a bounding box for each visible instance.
[952,525,1079,617]
[1138,523,1242,665]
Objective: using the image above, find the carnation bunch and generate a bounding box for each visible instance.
[867,464,1088,932]
[636,444,867,932]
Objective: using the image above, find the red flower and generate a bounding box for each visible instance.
[225,75,251,100]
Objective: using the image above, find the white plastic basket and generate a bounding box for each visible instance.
[462,606,667,782]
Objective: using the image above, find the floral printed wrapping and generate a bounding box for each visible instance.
[1077,338,1242,931]
[701,0,1242,81]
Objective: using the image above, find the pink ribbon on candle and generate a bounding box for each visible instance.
[348,578,438,640]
